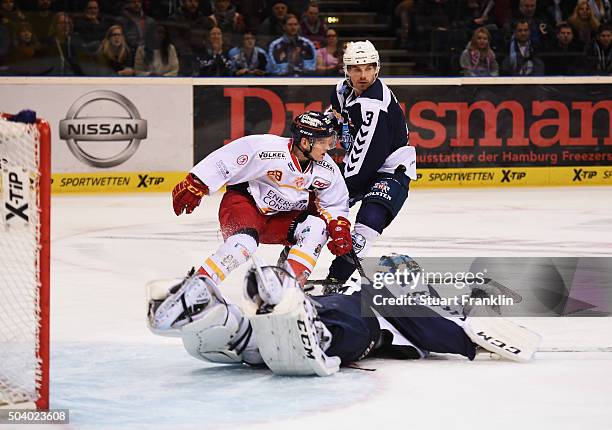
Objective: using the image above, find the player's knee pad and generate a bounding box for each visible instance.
[361,171,410,228]
[286,215,327,274]
[201,233,258,284]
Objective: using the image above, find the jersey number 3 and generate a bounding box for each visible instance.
[363,111,374,127]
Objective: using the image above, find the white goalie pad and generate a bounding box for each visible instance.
[246,287,340,376]
[146,277,262,365]
[146,278,185,338]
[463,308,542,362]
[180,302,262,365]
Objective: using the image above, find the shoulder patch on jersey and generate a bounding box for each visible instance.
[259,151,286,160]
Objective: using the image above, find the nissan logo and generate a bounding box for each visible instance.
[59,90,147,168]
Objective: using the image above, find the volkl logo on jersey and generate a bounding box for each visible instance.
[573,168,597,182]
[312,177,331,189]
[501,169,527,183]
[259,151,285,160]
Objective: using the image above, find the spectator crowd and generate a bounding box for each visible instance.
[0,0,609,76]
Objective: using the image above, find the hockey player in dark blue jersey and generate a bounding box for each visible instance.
[325,40,417,285]
[148,255,541,376]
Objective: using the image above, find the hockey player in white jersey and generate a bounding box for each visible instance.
[323,40,418,287]
[150,111,353,332]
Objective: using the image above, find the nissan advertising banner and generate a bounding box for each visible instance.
[1,82,192,192]
[1,84,191,169]
[193,83,612,169]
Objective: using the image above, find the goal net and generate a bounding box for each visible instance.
[0,112,50,409]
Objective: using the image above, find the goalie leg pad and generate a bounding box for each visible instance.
[149,274,217,331]
[181,302,263,365]
[247,287,340,376]
[463,307,542,362]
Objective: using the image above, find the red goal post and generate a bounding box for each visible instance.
[0,112,50,410]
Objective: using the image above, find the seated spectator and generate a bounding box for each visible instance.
[134,24,179,76]
[208,0,245,47]
[544,22,585,75]
[72,0,112,54]
[268,13,316,76]
[502,19,545,75]
[26,0,55,41]
[568,0,600,46]
[41,12,86,75]
[0,0,26,36]
[194,25,231,76]
[96,24,134,75]
[8,21,42,62]
[167,0,213,76]
[300,2,326,48]
[115,0,157,55]
[460,26,499,76]
[585,23,612,74]
[257,0,288,47]
[228,31,268,75]
[315,27,342,75]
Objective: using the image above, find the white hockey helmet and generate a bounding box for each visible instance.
[343,40,380,77]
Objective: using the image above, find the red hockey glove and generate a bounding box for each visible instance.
[327,217,352,256]
[172,173,209,216]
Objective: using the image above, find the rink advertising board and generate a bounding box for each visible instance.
[194,79,612,187]
[0,79,193,193]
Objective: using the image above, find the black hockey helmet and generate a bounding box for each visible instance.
[291,111,337,143]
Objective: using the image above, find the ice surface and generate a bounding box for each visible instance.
[40,187,612,430]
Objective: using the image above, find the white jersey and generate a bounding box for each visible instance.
[191,134,349,221]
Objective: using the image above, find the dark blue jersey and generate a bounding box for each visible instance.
[330,79,415,198]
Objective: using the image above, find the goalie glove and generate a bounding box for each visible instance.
[327,217,352,256]
[172,173,209,216]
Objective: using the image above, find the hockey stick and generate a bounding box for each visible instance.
[350,249,367,278]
